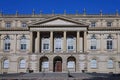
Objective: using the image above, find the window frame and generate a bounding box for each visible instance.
[3,59,9,69]
[90,59,97,69]
[4,36,10,51]
[20,36,27,51]
[19,59,26,69]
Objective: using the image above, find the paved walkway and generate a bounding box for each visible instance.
[0,72,120,80]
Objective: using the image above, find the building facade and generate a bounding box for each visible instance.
[0,12,120,74]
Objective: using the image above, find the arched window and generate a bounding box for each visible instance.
[3,59,9,69]
[42,61,49,68]
[67,61,75,68]
[4,35,10,51]
[54,38,62,51]
[90,59,97,68]
[19,59,26,68]
[107,34,113,50]
[20,35,27,50]
[91,34,97,50]
[107,59,114,68]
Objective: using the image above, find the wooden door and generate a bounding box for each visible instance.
[55,61,62,72]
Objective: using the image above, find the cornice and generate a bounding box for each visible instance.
[89,27,120,31]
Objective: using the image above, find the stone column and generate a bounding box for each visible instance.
[77,31,80,52]
[63,31,67,52]
[50,31,53,52]
[30,32,33,53]
[36,32,40,53]
[84,31,87,53]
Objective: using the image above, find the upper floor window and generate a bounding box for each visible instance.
[5,22,11,28]
[54,38,62,51]
[42,38,50,51]
[107,22,112,27]
[22,22,27,27]
[19,59,26,69]
[67,37,74,51]
[4,35,10,51]
[118,62,120,68]
[3,59,9,69]
[20,35,27,51]
[90,59,97,68]
[91,22,96,27]
[90,34,97,50]
[107,59,114,68]
[106,34,113,50]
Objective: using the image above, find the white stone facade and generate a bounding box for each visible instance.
[0,14,120,74]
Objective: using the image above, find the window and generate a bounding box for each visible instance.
[5,22,11,28]
[42,38,50,51]
[43,44,49,50]
[20,35,27,51]
[3,59,9,69]
[54,38,62,51]
[42,61,49,68]
[67,38,74,51]
[91,22,96,27]
[67,61,75,68]
[19,59,26,68]
[90,34,97,50]
[107,59,114,68]
[22,22,27,27]
[4,36,10,51]
[90,59,97,68]
[118,62,120,68]
[107,35,113,50]
[107,22,112,27]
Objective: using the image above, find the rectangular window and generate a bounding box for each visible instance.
[91,40,96,50]
[4,43,10,51]
[54,38,62,51]
[43,43,49,50]
[22,22,27,27]
[21,44,26,50]
[67,38,75,51]
[119,62,120,68]
[91,22,96,27]
[107,40,112,50]
[5,22,11,28]
[107,22,112,27]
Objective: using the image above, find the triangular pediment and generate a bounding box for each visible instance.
[29,16,88,27]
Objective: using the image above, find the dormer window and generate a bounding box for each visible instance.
[107,22,112,27]
[91,22,96,27]
[22,22,27,27]
[5,22,11,28]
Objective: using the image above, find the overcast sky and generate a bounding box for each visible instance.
[0,0,119,14]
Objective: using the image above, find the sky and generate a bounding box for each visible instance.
[0,0,120,14]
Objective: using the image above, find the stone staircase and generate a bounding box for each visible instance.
[0,72,120,80]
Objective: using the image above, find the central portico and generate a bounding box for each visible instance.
[28,16,89,72]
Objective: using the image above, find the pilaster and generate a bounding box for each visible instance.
[101,34,104,52]
[84,31,87,52]
[30,32,33,53]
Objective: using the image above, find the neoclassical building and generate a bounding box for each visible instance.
[0,12,120,74]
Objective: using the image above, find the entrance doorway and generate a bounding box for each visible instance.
[53,56,62,72]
